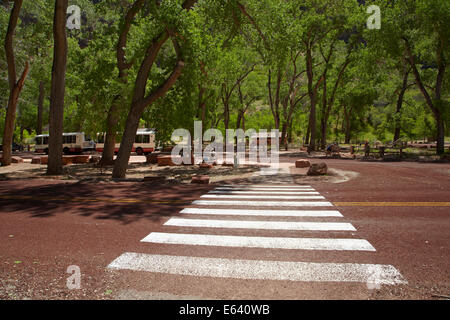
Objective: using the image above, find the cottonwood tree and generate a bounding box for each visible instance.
[217,37,257,131]
[1,0,29,166]
[298,0,360,150]
[112,0,198,178]
[368,0,450,154]
[229,0,309,147]
[236,71,265,131]
[47,0,68,175]
[99,0,146,165]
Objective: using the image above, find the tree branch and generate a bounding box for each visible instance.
[133,31,170,102]
[141,61,185,108]
[4,0,23,90]
[117,0,146,76]
[16,60,29,92]
[236,1,269,49]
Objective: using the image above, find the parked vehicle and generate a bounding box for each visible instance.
[95,129,156,155]
[34,132,95,154]
[0,142,24,152]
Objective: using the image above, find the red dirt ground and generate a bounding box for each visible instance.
[0,156,448,300]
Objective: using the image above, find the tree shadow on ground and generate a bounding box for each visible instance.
[0,180,213,225]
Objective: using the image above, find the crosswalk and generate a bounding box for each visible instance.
[107,184,407,290]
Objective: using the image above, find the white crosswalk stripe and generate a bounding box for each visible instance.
[180,208,343,217]
[141,233,376,251]
[192,200,333,207]
[215,187,316,191]
[208,190,320,195]
[107,183,407,288]
[219,185,313,188]
[164,218,356,231]
[200,194,325,200]
[108,253,407,285]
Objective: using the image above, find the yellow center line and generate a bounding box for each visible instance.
[334,202,450,207]
[1,196,449,207]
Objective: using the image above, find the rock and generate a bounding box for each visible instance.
[191,175,210,184]
[90,155,101,164]
[31,155,83,165]
[221,162,234,167]
[99,158,115,166]
[146,153,159,164]
[307,162,328,176]
[74,155,90,164]
[157,155,180,166]
[295,159,310,168]
[62,156,76,165]
[45,175,63,180]
[143,176,165,182]
[199,162,213,169]
[11,156,24,164]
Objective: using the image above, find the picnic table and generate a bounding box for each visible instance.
[359,145,404,160]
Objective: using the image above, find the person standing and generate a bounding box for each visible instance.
[364,141,370,158]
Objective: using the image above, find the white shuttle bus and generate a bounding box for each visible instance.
[95,128,156,155]
[34,132,95,154]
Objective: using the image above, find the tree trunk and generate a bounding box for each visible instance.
[320,117,327,149]
[221,84,231,131]
[281,121,288,150]
[223,100,230,131]
[436,116,445,155]
[112,60,185,179]
[201,99,207,124]
[287,119,293,143]
[112,103,142,178]
[305,44,320,151]
[267,68,281,130]
[305,118,310,147]
[19,126,24,143]
[223,102,230,130]
[100,103,119,164]
[236,111,243,129]
[308,102,317,149]
[320,76,327,150]
[2,92,19,166]
[394,66,409,142]
[393,94,403,143]
[344,109,351,144]
[197,86,209,125]
[37,81,45,135]
[1,0,29,167]
[47,0,68,175]
[404,38,445,154]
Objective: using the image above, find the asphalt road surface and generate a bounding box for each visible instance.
[0,157,449,300]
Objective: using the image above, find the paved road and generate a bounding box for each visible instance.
[0,158,448,300]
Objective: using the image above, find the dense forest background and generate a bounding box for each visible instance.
[1,0,449,153]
